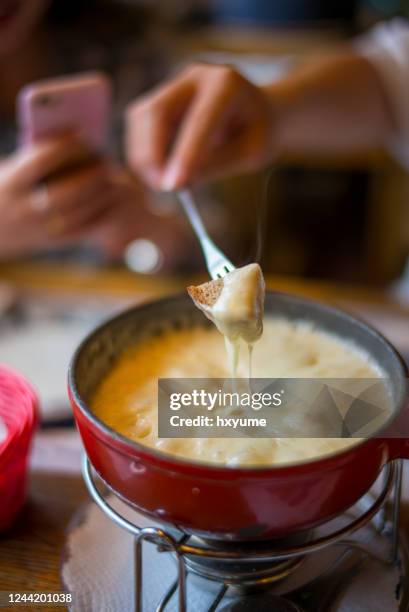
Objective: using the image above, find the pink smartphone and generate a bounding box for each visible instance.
[17,72,112,152]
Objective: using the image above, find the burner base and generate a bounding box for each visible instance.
[218,593,302,612]
[183,532,311,591]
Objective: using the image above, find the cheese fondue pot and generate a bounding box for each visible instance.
[68,292,408,540]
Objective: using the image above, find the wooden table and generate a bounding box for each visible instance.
[1,263,409,610]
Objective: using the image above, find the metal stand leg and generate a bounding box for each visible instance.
[377,466,390,534]
[391,459,403,564]
[134,527,187,612]
[135,535,142,612]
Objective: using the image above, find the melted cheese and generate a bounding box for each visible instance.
[91,318,387,466]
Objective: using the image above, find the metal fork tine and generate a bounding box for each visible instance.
[178,189,235,280]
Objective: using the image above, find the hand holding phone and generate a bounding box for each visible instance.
[3,72,145,259]
[0,134,114,256]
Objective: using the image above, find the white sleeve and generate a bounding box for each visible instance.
[355,18,409,168]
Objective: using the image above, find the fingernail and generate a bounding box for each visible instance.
[161,163,181,191]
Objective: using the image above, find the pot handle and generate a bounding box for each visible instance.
[383,403,409,460]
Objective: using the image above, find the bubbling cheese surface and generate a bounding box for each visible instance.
[91,318,386,466]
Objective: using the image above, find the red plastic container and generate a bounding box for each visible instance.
[0,366,38,531]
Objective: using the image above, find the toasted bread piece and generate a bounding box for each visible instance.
[187,263,265,344]
[187,278,224,309]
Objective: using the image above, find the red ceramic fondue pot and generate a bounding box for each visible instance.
[68,292,408,540]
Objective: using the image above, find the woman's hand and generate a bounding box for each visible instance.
[0,134,122,258]
[126,54,396,192]
[126,63,275,191]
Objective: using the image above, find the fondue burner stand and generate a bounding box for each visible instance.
[82,457,408,612]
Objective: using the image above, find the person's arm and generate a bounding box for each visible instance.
[126,48,397,191]
[263,51,394,156]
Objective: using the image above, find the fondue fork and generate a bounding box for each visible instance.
[178,189,235,279]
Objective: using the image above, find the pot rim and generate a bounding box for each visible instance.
[68,290,408,475]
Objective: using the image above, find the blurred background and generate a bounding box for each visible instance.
[0,0,408,282]
[1,0,409,422]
